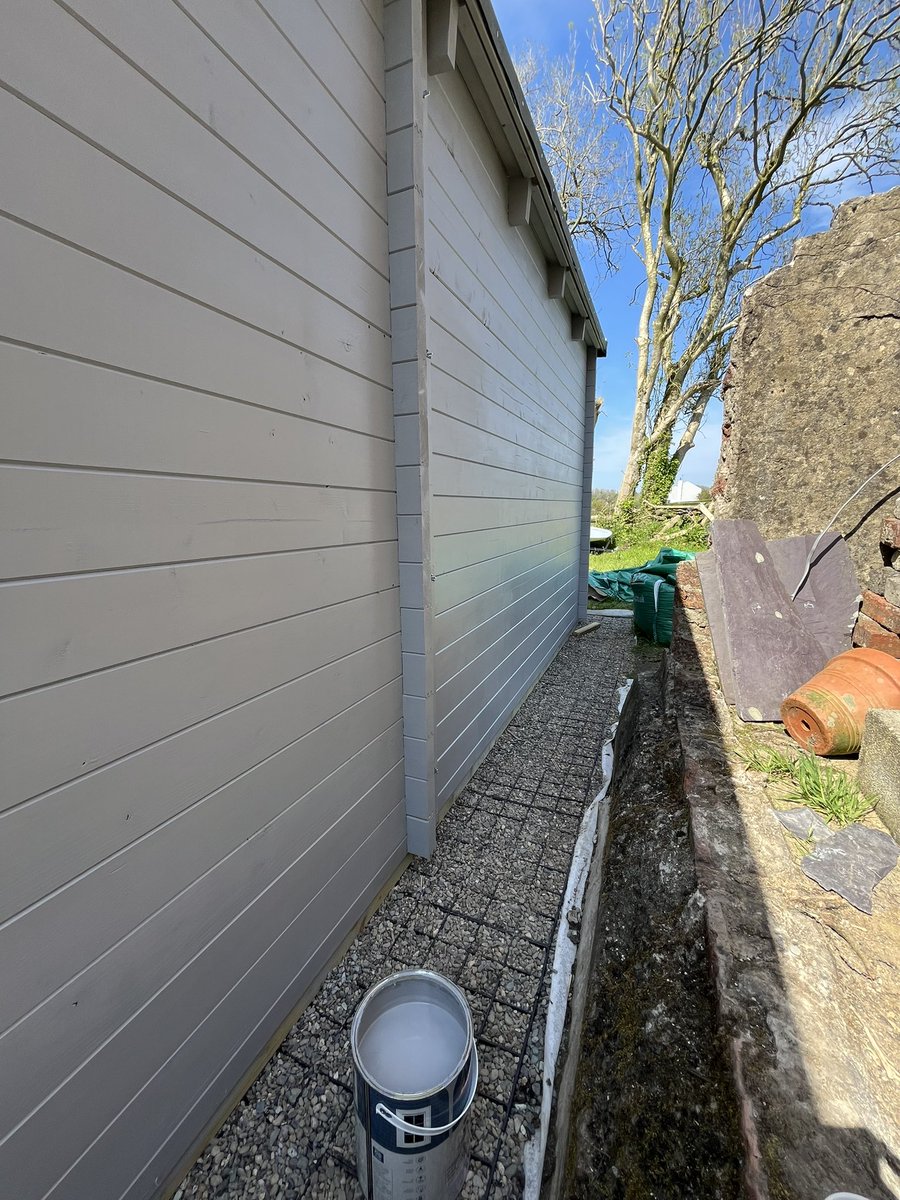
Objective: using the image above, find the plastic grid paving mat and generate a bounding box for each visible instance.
[180,620,634,1200]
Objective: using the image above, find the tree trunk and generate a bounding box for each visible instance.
[616,445,645,503]
[641,443,679,505]
[672,402,707,466]
[616,399,650,503]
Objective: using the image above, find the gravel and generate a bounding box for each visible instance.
[179,621,633,1200]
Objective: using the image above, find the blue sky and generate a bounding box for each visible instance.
[492,0,726,490]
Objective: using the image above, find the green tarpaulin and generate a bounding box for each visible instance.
[588,548,696,646]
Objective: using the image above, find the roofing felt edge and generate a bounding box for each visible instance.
[461,0,607,355]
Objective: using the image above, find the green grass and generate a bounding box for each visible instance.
[736,742,798,779]
[589,540,661,574]
[588,534,702,575]
[587,597,635,611]
[738,743,875,828]
[786,755,875,828]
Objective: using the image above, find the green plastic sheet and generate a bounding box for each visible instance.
[588,548,695,646]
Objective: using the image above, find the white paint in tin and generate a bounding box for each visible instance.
[357,998,468,1095]
[352,970,477,1200]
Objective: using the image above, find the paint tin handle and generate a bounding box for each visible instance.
[375,1045,479,1136]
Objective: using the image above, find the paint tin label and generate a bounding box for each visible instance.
[357,1116,469,1200]
[351,970,475,1200]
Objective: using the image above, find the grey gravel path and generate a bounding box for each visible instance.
[179,619,633,1200]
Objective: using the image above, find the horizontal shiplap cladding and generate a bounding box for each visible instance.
[434,524,580,609]
[425,62,587,807]
[435,513,580,577]
[0,687,403,1042]
[425,88,582,378]
[429,360,583,471]
[428,300,582,456]
[435,532,580,634]
[436,560,578,722]
[0,586,401,816]
[2,791,407,1200]
[431,412,581,490]
[435,589,578,802]
[2,221,391,419]
[426,204,583,432]
[2,2,389,284]
[69,806,405,1200]
[0,466,397,578]
[425,112,584,408]
[434,538,580,727]
[0,540,400,697]
[436,587,576,764]
[0,343,393,467]
[432,455,580,505]
[431,494,580,537]
[1,3,402,1198]
[0,88,390,347]
[0,683,403,1051]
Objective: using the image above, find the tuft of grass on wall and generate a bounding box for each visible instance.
[737,742,798,779]
[738,743,875,828]
[786,755,875,828]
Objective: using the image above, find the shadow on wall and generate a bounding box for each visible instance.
[669,572,900,1200]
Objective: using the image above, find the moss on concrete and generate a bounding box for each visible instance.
[563,658,743,1199]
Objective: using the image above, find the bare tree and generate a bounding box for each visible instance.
[516,39,630,272]
[519,1,900,502]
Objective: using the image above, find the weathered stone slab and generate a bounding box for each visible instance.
[712,520,828,722]
[695,550,736,703]
[800,825,899,915]
[859,708,900,841]
[766,532,859,660]
[775,806,832,844]
[696,534,857,708]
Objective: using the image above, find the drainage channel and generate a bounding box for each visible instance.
[179,619,634,1200]
[552,648,744,1200]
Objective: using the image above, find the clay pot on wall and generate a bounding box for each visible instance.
[781,648,900,755]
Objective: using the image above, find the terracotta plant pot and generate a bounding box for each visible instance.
[781,647,900,755]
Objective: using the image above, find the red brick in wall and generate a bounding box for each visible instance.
[861,590,900,636]
[853,612,900,659]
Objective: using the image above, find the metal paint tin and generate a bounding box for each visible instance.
[351,970,477,1200]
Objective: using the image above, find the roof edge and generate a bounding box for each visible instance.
[456,0,606,354]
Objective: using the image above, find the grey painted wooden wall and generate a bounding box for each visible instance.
[0,1,598,1194]
[424,68,589,808]
[0,3,405,1197]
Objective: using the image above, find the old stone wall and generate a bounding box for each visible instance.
[713,189,900,592]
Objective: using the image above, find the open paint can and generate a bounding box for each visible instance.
[351,970,477,1200]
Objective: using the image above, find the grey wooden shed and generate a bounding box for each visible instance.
[0,1,604,1196]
